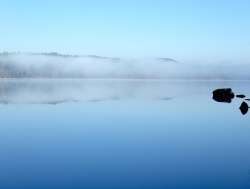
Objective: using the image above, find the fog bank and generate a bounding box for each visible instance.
[0,53,249,79]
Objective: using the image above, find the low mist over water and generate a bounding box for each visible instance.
[0,52,249,79]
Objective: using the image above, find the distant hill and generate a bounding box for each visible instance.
[0,52,181,78]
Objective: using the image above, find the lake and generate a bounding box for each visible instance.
[0,79,250,189]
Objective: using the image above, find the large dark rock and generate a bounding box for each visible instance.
[212,88,235,103]
[239,101,249,115]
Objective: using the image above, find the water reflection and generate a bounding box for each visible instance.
[0,79,198,105]
[1,80,250,188]
[1,80,250,117]
[158,97,174,101]
[0,79,167,104]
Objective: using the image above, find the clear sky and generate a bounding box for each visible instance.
[0,0,250,62]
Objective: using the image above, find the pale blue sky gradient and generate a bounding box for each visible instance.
[0,0,250,62]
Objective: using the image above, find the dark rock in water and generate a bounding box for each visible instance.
[212,88,235,103]
[239,101,249,115]
[245,99,250,101]
[236,94,246,98]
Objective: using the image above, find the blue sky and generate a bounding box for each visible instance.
[0,0,250,62]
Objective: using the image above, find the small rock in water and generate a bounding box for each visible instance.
[245,99,250,101]
[239,101,249,115]
[236,94,246,98]
[212,88,235,103]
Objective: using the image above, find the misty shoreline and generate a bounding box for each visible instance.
[1,52,250,80]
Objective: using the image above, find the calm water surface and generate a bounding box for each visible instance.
[0,79,250,189]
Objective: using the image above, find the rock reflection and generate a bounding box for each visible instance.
[239,102,249,115]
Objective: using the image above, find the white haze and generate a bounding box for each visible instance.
[0,53,249,79]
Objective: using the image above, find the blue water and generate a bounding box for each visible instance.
[0,79,250,189]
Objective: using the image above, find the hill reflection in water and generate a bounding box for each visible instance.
[0,79,210,105]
